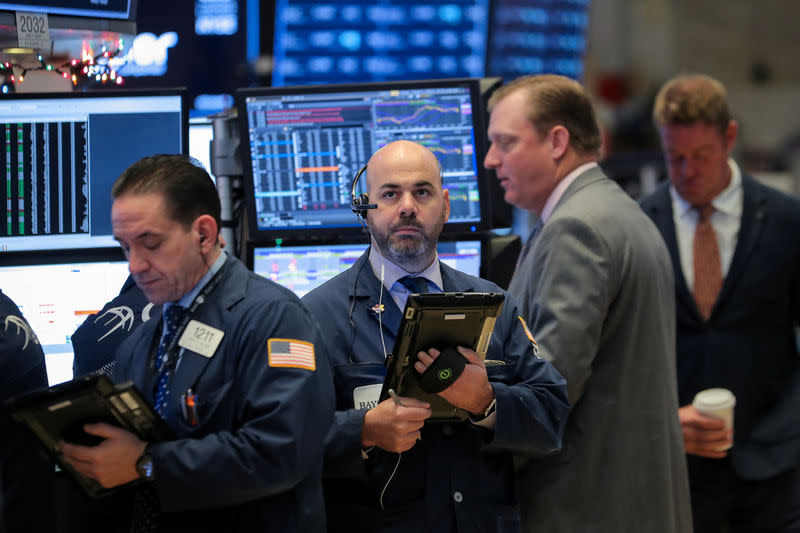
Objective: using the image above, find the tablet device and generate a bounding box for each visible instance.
[7,373,174,498]
[380,292,505,421]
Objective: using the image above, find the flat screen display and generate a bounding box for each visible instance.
[236,78,493,242]
[271,0,490,86]
[0,257,131,385]
[0,89,188,254]
[249,238,482,297]
[486,0,590,81]
[0,0,135,19]
[189,118,216,182]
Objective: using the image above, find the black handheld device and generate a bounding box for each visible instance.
[381,291,505,421]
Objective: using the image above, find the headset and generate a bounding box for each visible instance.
[350,163,377,218]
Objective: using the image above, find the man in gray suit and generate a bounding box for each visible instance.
[484,74,693,532]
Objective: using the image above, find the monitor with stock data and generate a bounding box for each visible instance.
[0,89,187,254]
[236,78,496,242]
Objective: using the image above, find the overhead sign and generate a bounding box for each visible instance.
[0,1,134,20]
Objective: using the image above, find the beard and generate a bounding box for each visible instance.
[371,212,446,271]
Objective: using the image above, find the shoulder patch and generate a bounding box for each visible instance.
[4,314,39,350]
[267,338,316,371]
[94,305,135,341]
[517,316,541,358]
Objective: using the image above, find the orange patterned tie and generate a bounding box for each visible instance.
[693,205,722,320]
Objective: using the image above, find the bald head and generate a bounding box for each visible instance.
[365,140,442,194]
[362,140,450,272]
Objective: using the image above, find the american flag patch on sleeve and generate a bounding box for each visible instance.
[267,338,316,371]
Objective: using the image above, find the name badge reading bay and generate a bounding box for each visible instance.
[353,383,382,410]
[178,320,224,358]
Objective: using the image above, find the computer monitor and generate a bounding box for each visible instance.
[248,237,483,298]
[436,238,483,279]
[250,242,368,298]
[270,0,490,86]
[486,0,590,81]
[0,252,131,385]
[0,89,188,254]
[189,118,216,182]
[236,78,497,243]
[0,1,136,19]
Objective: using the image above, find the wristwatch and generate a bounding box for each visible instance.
[136,446,155,481]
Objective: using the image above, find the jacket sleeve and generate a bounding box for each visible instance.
[302,287,386,482]
[741,215,800,457]
[485,293,570,457]
[324,408,371,479]
[0,299,55,532]
[149,298,335,511]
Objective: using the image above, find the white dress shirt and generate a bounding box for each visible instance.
[669,159,743,291]
[367,244,443,312]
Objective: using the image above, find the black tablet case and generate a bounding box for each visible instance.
[7,373,174,498]
[381,292,505,421]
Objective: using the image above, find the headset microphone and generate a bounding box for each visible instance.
[350,163,378,218]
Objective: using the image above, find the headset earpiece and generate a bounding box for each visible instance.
[350,163,377,218]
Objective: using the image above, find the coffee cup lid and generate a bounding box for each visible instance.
[693,388,736,410]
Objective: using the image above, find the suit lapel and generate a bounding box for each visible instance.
[167,258,245,414]
[715,175,767,310]
[645,186,698,317]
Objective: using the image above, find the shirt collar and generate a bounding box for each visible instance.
[164,250,227,314]
[367,245,443,293]
[670,158,742,217]
[540,161,599,223]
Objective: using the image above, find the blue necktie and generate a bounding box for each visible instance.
[153,304,187,415]
[133,304,187,533]
[398,275,429,294]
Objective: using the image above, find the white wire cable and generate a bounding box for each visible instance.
[377,260,388,359]
[359,215,401,511]
[379,453,403,510]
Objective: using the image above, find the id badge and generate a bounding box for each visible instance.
[353,383,382,410]
[178,320,224,358]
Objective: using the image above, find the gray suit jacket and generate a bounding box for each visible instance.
[510,167,693,532]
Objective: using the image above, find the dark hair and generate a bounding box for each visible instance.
[653,74,731,136]
[111,154,221,230]
[488,74,602,156]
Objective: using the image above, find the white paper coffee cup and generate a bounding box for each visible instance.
[693,388,736,430]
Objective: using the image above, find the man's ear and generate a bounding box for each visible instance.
[550,125,570,159]
[194,214,219,253]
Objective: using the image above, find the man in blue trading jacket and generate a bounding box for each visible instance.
[60,155,335,532]
[302,140,569,533]
[0,290,55,532]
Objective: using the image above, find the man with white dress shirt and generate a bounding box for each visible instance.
[640,73,800,532]
[485,74,693,532]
